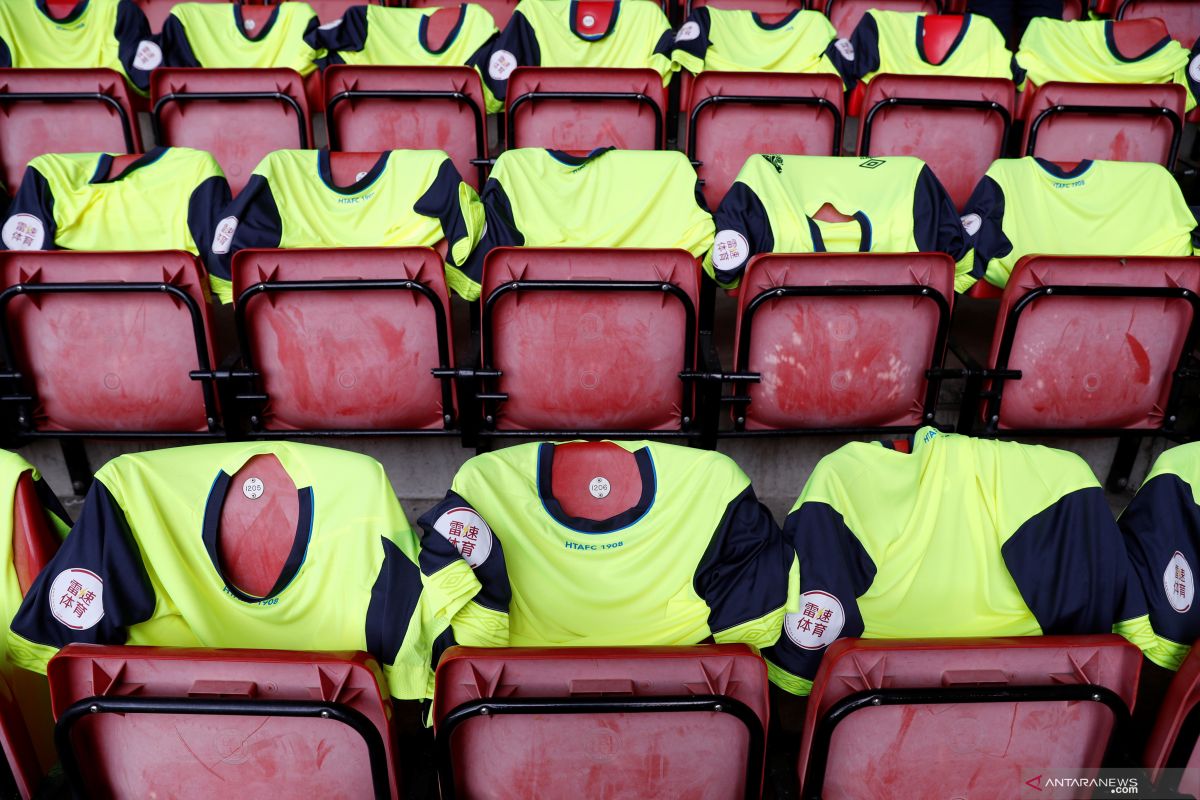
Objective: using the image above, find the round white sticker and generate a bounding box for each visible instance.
[1190,54,1200,84]
[711,229,749,274]
[784,590,845,650]
[834,38,855,61]
[433,507,493,568]
[133,40,162,71]
[243,17,257,31]
[242,477,264,500]
[319,18,344,30]
[1164,551,1195,613]
[354,171,369,182]
[49,568,105,630]
[488,49,517,82]
[675,21,700,42]
[960,213,982,237]
[2,213,44,250]
[211,216,238,255]
[589,477,611,499]
[582,13,596,26]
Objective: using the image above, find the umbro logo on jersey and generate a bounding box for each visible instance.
[859,158,887,169]
[760,154,784,174]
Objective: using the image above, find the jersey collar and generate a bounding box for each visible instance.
[569,0,620,41]
[419,5,468,54]
[1033,157,1094,180]
[233,3,282,41]
[1104,20,1172,63]
[807,211,873,253]
[547,146,614,168]
[915,14,971,66]
[36,0,88,23]
[536,442,657,534]
[317,150,389,195]
[751,9,802,30]
[90,148,169,184]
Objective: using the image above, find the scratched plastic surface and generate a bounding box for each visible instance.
[797,636,1142,800]
[1117,0,1200,45]
[434,645,768,800]
[0,251,218,433]
[987,256,1200,430]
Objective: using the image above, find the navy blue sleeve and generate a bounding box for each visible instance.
[0,37,10,68]
[364,537,426,668]
[694,485,789,635]
[209,174,282,286]
[478,9,539,102]
[114,0,158,92]
[1187,38,1200,108]
[9,480,156,649]
[416,491,510,614]
[761,502,876,687]
[710,179,774,283]
[670,8,712,71]
[412,158,473,269]
[159,14,200,68]
[461,177,524,289]
[308,5,368,53]
[959,174,1010,281]
[1,166,57,251]
[32,474,72,534]
[912,165,969,260]
[1003,487,1147,635]
[188,174,232,268]
[826,11,881,90]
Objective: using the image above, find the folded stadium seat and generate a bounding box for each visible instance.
[324,65,489,189]
[151,67,312,194]
[230,245,459,434]
[857,73,1014,210]
[409,0,518,29]
[1145,641,1200,798]
[433,645,769,800]
[476,248,705,439]
[1117,0,1200,45]
[1020,81,1185,167]
[134,0,229,34]
[48,646,398,798]
[797,636,1142,799]
[0,69,142,197]
[685,72,843,210]
[816,0,939,38]
[505,67,668,150]
[726,252,955,434]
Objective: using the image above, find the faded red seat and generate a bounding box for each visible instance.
[1145,642,1200,798]
[134,0,228,33]
[816,0,939,38]
[1117,0,1200,45]
[687,0,804,14]
[409,0,518,29]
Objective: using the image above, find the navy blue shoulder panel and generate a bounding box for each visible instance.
[365,537,425,667]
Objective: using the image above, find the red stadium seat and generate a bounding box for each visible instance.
[0,69,142,196]
[0,251,221,436]
[856,74,1015,210]
[817,0,940,39]
[308,0,385,24]
[476,248,703,438]
[1117,0,1200,45]
[433,645,769,800]
[686,0,804,15]
[134,0,229,33]
[727,253,954,434]
[1020,82,1185,168]
[1145,643,1200,798]
[797,636,1141,799]
[230,245,458,434]
[151,67,312,195]
[47,645,399,799]
[409,0,518,29]
[323,65,489,189]
[685,72,844,210]
[505,67,667,151]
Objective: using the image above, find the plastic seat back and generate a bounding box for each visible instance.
[0,251,220,434]
[233,246,456,433]
[434,645,769,800]
[686,72,843,209]
[548,441,645,520]
[797,636,1142,799]
[324,65,489,189]
[1145,643,1200,798]
[409,0,518,28]
[732,253,954,432]
[48,645,399,799]
[1021,82,1185,168]
[151,67,312,195]
[135,0,228,33]
[1117,0,1200,44]
[857,74,1014,209]
[985,255,1200,431]
[0,69,141,196]
[479,248,700,433]
[821,0,939,38]
[688,0,804,13]
[506,68,667,151]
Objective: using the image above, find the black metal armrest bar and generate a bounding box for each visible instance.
[0,92,135,152]
[436,694,763,800]
[687,94,842,160]
[803,683,1133,800]
[0,281,220,433]
[55,695,390,800]
[860,96,1011,156]
[153,91,309,149]
[234,278,457,431]
[1025,103,1182,170]
[507,91,664,150]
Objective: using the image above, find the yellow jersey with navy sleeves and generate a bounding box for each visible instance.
[6,442,494,702]
[0,0,160,93]
[161,2,324,76]
[708,154,971,289]
[479,0,674,104]
[1119,443,1200,672]
[670,7,840,78]
[0,148,232,301]
[314,4,502,113]
[961,157,1199,290]
[465,147,714,301]
[211,149,484,304]
[416,441,789,651]
[764,427,1154,696]
[1015,17,1197,111]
